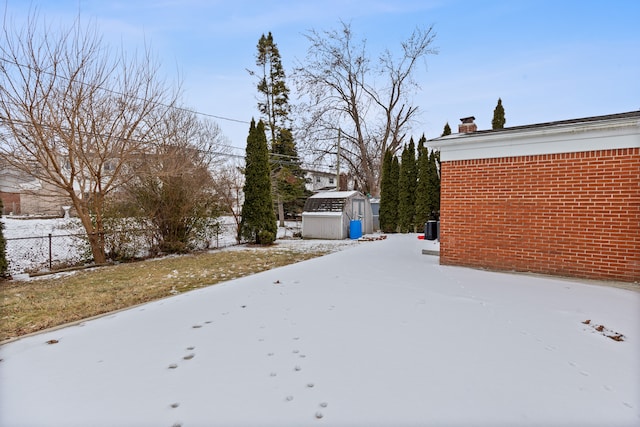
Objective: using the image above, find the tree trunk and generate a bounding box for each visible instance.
[73,197,108,265]
[278,199,285,227]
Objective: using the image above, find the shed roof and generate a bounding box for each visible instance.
[309,190,361,199]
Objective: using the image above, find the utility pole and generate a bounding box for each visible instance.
[336,128,341,191]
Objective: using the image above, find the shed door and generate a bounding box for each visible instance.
[352,199,365,220]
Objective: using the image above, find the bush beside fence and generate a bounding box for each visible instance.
[5,222,239,276]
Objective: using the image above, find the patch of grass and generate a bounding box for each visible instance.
[0,245,331,342]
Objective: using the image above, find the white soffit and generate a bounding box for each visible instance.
[434,115,640,161]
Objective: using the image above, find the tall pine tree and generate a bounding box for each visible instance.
[255,32,290,142]
[271,128,307,222]
[426,150,441,219]
[379,150,396,233]
[240,119,277,244]
[414,135,430,228]
[253,32,306,225]
[389,155,400,232]
[492,98,506,129]
[397,139,417,233]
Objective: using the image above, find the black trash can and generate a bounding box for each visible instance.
[425,220,438,241]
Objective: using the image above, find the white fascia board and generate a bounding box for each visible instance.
[434,117,640,161]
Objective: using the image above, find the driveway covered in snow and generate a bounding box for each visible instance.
[1,234,638,426]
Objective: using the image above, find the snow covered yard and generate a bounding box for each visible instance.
[0,234,638,426]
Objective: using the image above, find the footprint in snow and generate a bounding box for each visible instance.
[183,354,195,360]
[285,395,294,402]
[192,325,202,329]
[168,364,178,369]
[315,412,324,419]
[319,402,328,408]
[170,402,180,408]
[294,366,301,372]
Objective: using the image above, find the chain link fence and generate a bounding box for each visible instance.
[5,220,241,276]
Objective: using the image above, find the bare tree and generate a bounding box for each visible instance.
[293,22,437,196]
[0,10,177,264]
[123,108,228,254]
[212,160,245,243]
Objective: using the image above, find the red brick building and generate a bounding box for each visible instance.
[432,111,640,283]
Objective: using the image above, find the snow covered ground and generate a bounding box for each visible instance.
[0,234,638,426]
[1,216,303,276]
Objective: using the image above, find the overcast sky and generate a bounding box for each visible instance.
[3,0,639,158]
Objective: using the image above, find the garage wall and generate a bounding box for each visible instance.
[440,147,640,282]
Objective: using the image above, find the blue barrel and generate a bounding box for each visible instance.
[349,219,362,239]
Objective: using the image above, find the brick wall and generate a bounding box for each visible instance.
[440,148,640,282]
[0,192,21,215]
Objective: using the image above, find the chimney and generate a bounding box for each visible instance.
[458,116,477,133]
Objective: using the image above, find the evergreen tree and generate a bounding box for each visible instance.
[442,122,452,136]
[426,150,441,219]
[240,119,277,244]
[271,128,307,224]
[492,98,506,129]
[414,135,430,228]
[398,139,417,233]
[389,155,400,232]
[379,150,395,232]
[0,200,8,278]
[253,32,305,225]
[255,32,290,143]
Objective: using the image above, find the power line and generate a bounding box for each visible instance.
[0,56,251,126]
[0,58,319,164]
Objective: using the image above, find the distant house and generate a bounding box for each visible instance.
[0,160,69,216]
[302,191,373,239]
[304,169,337,193]
[431,111,640,282]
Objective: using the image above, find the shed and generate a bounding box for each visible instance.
[302,191,373,239]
